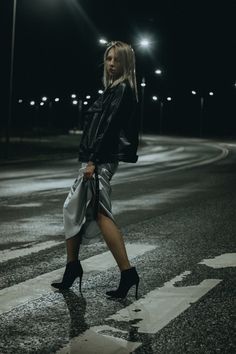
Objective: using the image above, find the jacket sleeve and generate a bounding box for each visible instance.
[88,82,130,163]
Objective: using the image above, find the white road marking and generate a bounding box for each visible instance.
[199,253,236,268]
[106,274,222,333]
[56,325,141,354]
[55,254,229,353]
[0,243,156,315]
[7,202,42,208]
[0,240,63,263]
[82,244,155,272]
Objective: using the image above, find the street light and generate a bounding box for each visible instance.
[191,90,214,137]
[99,38,108,45]
[152,96,163,134]
[152,95,172,134]
[155,69,162,75]
[140,77,146,142]
[5,0,17,157]
[138,39,152,142]
[140,39,150,47]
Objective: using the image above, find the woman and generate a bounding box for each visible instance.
[51,41,140,299]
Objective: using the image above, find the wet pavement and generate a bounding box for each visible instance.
[0,135,235,353]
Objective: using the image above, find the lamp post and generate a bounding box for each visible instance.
[137,38,152,143]
[140,77,146,143]
[159,101,164,134]
[6,0,17,158]
[191,90,214,137]
[152,96,163,134]
[152,96,172,134]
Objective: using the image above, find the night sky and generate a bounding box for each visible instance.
[1,0,235,136]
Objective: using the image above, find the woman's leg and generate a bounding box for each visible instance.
[66,234,81,263]
[97,211,131,271]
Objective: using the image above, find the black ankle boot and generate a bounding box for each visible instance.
[106,267,140,299]
[51,260,83,291]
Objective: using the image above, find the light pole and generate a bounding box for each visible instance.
[6,0,17,158]
[191,90,214,137]
[140,77,146,143]
[137,38,152,143]
[159,101,164,134]
[152,95,163,134]
[152,96,172,134]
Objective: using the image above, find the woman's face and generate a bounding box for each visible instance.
[105,48,122,80]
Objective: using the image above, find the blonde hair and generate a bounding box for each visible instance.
[103,41,138,102]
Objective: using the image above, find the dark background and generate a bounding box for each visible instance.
[1,0,235,138]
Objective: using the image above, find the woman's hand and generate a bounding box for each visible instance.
[83,162,95,180]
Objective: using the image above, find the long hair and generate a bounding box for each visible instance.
[103,41,138,102]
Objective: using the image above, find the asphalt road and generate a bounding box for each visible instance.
[0,135,235,354]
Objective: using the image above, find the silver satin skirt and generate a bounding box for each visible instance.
[63,162,118,244]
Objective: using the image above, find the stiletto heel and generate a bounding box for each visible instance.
[106,267,140,299]
[51,260,83,291]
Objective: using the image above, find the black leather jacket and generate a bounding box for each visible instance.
[78,80,139,164]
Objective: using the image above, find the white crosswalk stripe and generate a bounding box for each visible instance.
[0,243,156,315]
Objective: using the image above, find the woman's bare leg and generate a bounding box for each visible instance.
[97,211,131,271]
[66,234,81,263]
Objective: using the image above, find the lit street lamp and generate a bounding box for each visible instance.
[152,95,163,134]
[140,77,146,142]
[138,39,152,142]
[191,90,214,137]
[152,96,172,134]
[99,38,108,45]
[155,69,162,75]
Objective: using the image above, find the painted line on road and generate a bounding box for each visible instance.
[0,240,64,263]
[199,253,236,268]
[106,251,236,334]
[56,253,233,353]
[106,276,222,333]
[56,325,142,354]
[0,243,156,315]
